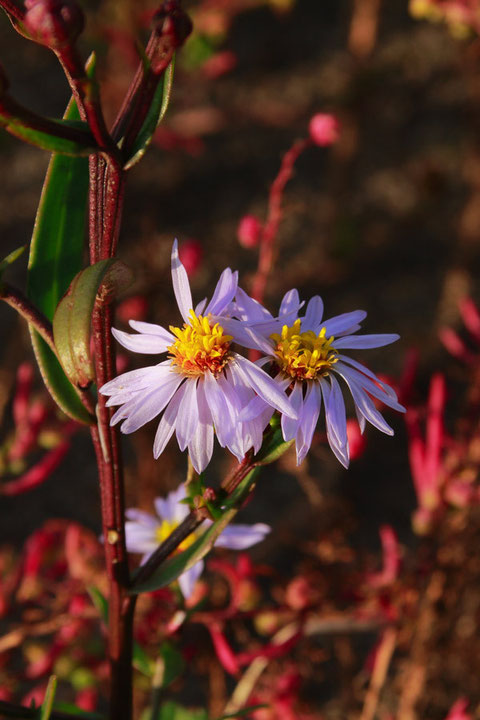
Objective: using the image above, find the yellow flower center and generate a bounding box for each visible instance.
[155,519,196,551]
[270,319,338,380]
[168,310,232,377]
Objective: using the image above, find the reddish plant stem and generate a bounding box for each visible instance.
[251,138,311,304]
[0,0,24,23]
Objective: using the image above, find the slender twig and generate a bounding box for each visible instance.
[251,138,311,304]
[0,0,24,23]
[0,95,96,148]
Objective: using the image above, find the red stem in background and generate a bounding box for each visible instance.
[251,138,311,304]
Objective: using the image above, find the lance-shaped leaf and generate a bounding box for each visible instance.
[53,259,133,387]
[39,676,57,720]
[131,469,259,595]
[27,56,95,424]
[124,59,175,170]
[0,110,97,155]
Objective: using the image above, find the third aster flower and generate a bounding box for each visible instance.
[125,484,270,598]
[233,287,406,467]
[99,241,295,473]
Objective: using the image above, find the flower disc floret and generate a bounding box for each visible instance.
[271,319,338,380]
[168,310,232,377]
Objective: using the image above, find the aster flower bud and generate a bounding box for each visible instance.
[24,0,84,49]
[237,214,262,249]
[309,113,340,147]
[150,1,193,74]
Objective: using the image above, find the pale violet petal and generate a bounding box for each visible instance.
[279,289,301,317]
[153,382,186,459]
[171,239,193,323]
[204,371,236,447]
[216,523,271,550]
[320,378,349,468]
[205,268,238,316]
[335,362,405,412]
[337,355,399,400]
[296,382,321,460]
[120,374,183,434]
[188,378,215,473]
[234,287,273,323]
[195,297,207,315]
[100,363,171,397]
[112,327,171,354]
[335,368,394,435]
[128,321,175,344]
[302,295,324,332]
[125,509,158,527]
[281,381,304,442]
[176,378,199,451]
[125,522,158,554]
[323,310,367,337]
[178,559,204,598]
[233,355,297,419]
[332,333,400,350]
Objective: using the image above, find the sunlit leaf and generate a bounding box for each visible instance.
[53,259,133,387]
[39,676,57,720]
[26,60,95,424]
[157,703,208,720]
[0,114,96,155]
[124,59,175,170]
[53,703,105,720]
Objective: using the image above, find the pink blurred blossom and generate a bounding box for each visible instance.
[237,214,262,249]
[308,113,340,146]
[178,239,203,276]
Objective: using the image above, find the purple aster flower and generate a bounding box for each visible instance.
[99,241,296,473]
[125,485,271,598]
[233,287,406,468]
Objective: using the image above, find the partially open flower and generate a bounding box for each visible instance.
[100,241,295,472]
[125,485,270,598]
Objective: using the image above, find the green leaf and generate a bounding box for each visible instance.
[0,115,96,156]
[159,641,185,688]
[39,676,57,720]
[253,426,293,466]
[124,59,175,170]
[53,702,105,720]
[87,586,108,623]
[0,245,26,279]
[53,259,133,387]
[133,641,156,677]
[131,469,259,595]
[27,77,92,424]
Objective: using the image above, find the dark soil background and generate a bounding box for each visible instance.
[1,0,480,716]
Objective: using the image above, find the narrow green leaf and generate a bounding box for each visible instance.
[27,60,94,424]
[87,585,108,623]
[0,245,25,279]
[53,259,133,387]
[52,702,105,720]
[131,470,259,595]
[159,640,185,688]
[253,426,293,466]
[0,115,96,155]
[124,59,175,170]
[39,676,57,720]
[133,642,156,677]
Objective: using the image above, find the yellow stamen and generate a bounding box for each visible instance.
[270,319,338,381]
[155,519,196,551]
[168,310,232,377]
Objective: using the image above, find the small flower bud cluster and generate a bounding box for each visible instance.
[24,0,85,49]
